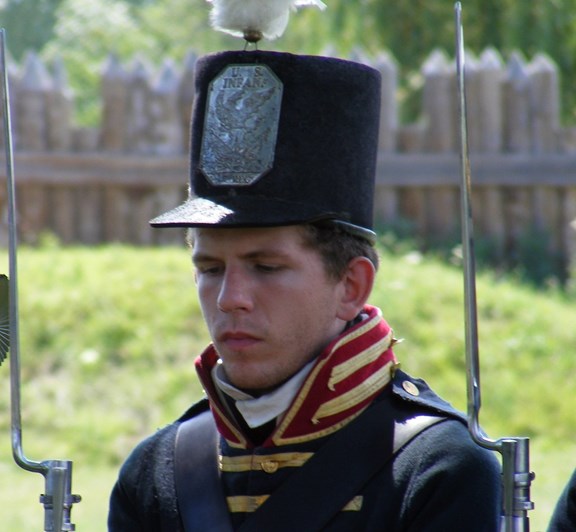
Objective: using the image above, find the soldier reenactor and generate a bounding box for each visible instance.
[108,1,502,530]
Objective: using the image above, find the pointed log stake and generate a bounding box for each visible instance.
[1,28,81,531]
[453,5,534,531]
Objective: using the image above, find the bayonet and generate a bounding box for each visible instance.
[1,28,81,531]
[454,4,534,531]
[1,274,8,363]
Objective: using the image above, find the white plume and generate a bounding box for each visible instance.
[207,0,327,41]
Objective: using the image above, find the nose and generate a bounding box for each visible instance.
[217,269,253,313]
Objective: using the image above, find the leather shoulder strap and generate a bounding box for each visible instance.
[175,400,445,532]
[394,413,445,453]
[237,401,445,532]
[174,410,233,532]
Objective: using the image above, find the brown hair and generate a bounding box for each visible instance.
[186,225,379,281]
[299,224,379,281]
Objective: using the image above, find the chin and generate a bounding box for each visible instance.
[226,370,278,394]
[231,377,271,393]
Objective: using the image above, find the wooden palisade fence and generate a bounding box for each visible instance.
[1,48,576,276]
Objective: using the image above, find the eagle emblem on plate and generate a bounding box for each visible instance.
[200,64,283,186]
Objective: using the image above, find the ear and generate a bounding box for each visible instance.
[336,256,376,322]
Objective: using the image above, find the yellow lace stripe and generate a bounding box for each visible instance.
[227,495,269,513]
[312,361,394,424]
[327,330,393,391]
[278,312,383,430]
[273,408,365,446]
[211,403,248,449]
[226,494,364,514]
[343,496,364,511]
[328,309,382,354]
[220,452,314,472]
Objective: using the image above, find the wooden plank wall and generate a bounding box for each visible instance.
[1,153,575,271]
[1,48,576,274]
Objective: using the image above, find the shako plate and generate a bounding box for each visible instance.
[199,64,283,186]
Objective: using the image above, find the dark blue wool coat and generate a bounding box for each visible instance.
[548,468,576,531]
[108,370,502,531]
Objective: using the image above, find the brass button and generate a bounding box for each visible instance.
[261,460,279,474]
[402,380,420,396]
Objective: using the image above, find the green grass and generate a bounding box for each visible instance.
[1,242,576,530]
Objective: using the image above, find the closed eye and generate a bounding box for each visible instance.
[195,263,223,276]
[254,263,284,273]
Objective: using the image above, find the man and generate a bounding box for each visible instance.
[108,47,502,531]
[548,469,576,531]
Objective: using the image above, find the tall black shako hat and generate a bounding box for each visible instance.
[150,9,381,244]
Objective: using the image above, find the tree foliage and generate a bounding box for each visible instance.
[2,0,576,123]
[0,0,63,60]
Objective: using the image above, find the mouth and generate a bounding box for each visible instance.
[218,331,261,351]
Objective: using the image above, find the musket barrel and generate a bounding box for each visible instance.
[41,460,81,532]
[500,438,534,531]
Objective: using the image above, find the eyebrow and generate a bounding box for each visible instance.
[192,249,292,265]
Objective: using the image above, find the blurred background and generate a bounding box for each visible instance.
[2,1,576,530]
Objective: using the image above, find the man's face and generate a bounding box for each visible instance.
[192,225,349,392]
